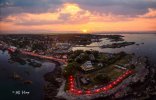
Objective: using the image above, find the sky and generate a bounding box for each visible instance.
[0,0,156,33]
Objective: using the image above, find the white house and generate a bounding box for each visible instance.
[80,61,94,71]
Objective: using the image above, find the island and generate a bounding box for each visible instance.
[101,42,135,48]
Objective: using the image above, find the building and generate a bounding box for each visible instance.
[80,61,94,71]
[98,63,103,67]
[56,43,71,50]
[114,65,127,70]
[8,46,17,52]
[89,54,95,61]
[80,77,90,85]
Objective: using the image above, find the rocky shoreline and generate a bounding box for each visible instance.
[43,62,66,100]
[46,56,156,100]
[1,45,155,100]
[101,42,135,48]
[3,47,66,100]
[93,57,156,100]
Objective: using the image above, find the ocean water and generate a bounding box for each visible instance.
[72,34,156,64]
[0,33,156,100]
[0,50,56,100]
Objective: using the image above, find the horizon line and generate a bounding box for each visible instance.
[0,31,156,35]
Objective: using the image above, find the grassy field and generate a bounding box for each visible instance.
[79,55,132,89]
[80,64,123,89]
[115,55,132,64]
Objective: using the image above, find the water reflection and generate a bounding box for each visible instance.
[0,50,56,100]
[72,34,156,64]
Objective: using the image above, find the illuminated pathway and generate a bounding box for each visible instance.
[21,51,67,64]
[68,70,134,95]
[7,48,67,65]
[8,47,134,95]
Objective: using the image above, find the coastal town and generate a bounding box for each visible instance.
[1,0,156,99]
[0,34,155,100]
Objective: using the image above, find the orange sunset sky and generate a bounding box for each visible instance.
[0,0,156,33]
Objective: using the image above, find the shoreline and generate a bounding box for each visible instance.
[20,50,66,100]
[43,64,64,100]
[54,55,155,100]
[2,48,66,100]
[16,49,66,100]
[1,44,156,100]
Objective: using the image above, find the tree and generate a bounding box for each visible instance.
[94,74,111,84]
[130,64,135,69]
[63,62,80,78]
[32,43,46,51]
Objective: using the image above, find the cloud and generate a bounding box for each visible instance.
[139,8,156,18]
[66,0,156,16]
[0,0,63,19]
[1,3,86,25]
[1,0,156,19]
[0,1,156,32]
[1,3,131,26]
